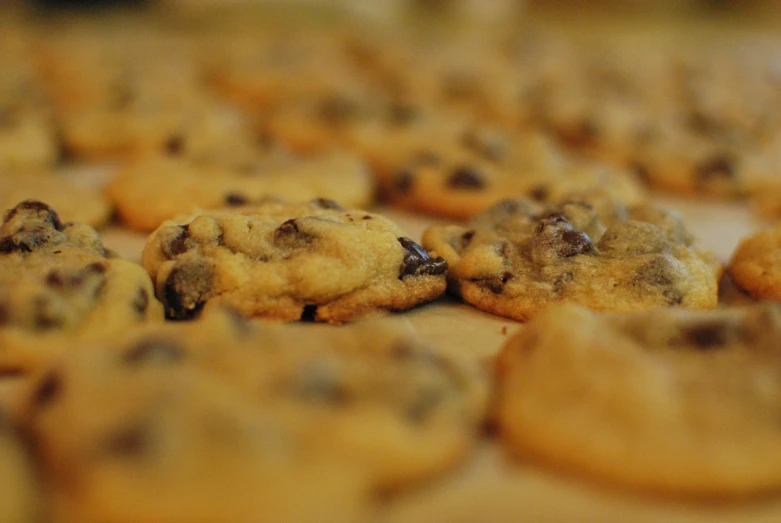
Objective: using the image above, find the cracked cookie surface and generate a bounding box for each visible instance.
[496,303,781,496]
[142,199,448,323]
[422,192,720,320]
[0,200,163,373]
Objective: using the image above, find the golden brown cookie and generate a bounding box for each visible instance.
[728,224,781,301]
[496,302,781,497]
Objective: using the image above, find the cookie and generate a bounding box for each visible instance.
[422,192,721,321]
[0,409,42,523]
[106,151,374,232]
[18,341,368,523]
[0,171,112,228]
[495,302,781,496]
[0,200,163,373]
[141,199,448,323]
[31,308,487,490]
[364,124,644,220]
[728,224,781,301]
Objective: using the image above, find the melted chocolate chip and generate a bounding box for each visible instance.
[695,155,734,181]
[103,425,151,458]
[529,185,549,202]
[87,262,107,274]
[224,193,249,207]
[558,230,593,257]
[398,237,448,278]
[300,304,318,322]
[475,271,514,294]
[685,322,728,349]
[393,170,415,194]
[32,371,62,410]
[133,287,149,315]
[162,261,213,320]
[275,219,300,241]
[663,289,684,305]
[311,198,344,211]
[3,201,62,231]
[448,166,485,190]
[167,225,190,257]
[123,338,185,365]
[164,134,184,155]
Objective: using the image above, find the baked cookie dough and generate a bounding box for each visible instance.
[728,224,781,301]
[18,340,367,523]
[0,200,163,373]
[365,125,644,220]
[422,192,721,320]
[106,151,374,232]
[0,171,112,228]
[142,199,448,323]
[496,302,781,497]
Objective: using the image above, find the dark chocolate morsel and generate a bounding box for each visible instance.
[3,200,63,231]
[300,304,318,322]
[695,155,735,181]
[224,193,249,207]
[398,237,448,278]
[32,371,62,410]
[393,170,414,194]
[132,287,149,315]
[558,229,593,257]
[529,185,549,202]
[161,261,213,320]
[103,425,151,458]
[448,166,485,190]
[685,322,728,349]
[311,198,344,211]
[166,225,190,257]
[164,134,184,155]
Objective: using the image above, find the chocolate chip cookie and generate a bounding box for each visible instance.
[18,337,368,523]
[728,224,781,301]
[365,125,644,220]
[422,192,721,320]
[31,308,487,491]
[496,302,781,496]
[142,199,448,323]
[0,200,163,373]
[0,172,112,228]
[107,151,374,232]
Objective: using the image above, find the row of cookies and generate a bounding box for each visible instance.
[4,13,781,230]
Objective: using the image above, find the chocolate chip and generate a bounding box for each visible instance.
[478,271,514,294]
[685,322,729,349]
[695,155,734,181]
[529,185,549,202]
[86,262,107,274]
[447,166,485,190]
[133,287,149,315]
[275,219,299,240]
[300,304,318,322]
[224,192,249,206]
[44,271,65,288]
[297,363,347,405]
[166,225,190,257]
[406,387,443,424]
[311,198,344,211]
[393,170,415,194]
[103,425,151,458]
[32,371,62,410]
[2,200,63,231]
[558,229,593,257]
[398,237,448,278]
[123,338,185,365]
[164,134,184,155]
[162,261,213,320]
